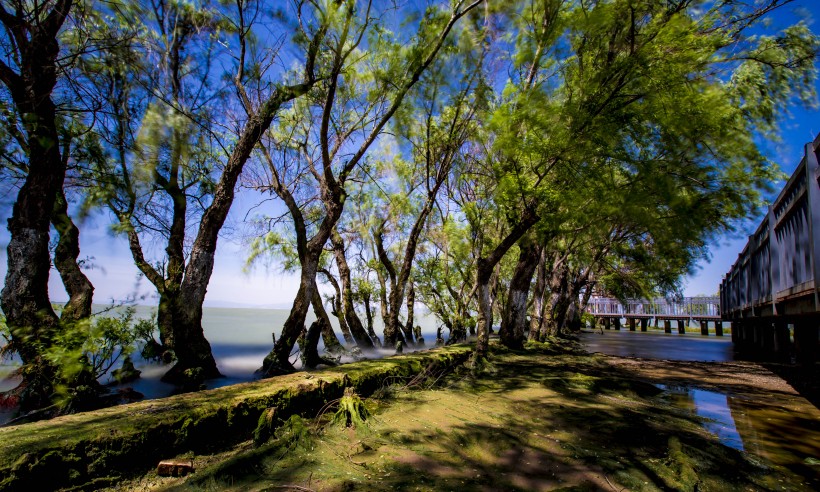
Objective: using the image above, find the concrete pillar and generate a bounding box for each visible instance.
[731,320,740,343]
[677,319,686,334]
[664,319,672,334]
[628,318,636,331]
[700,320,709,336]
[760,322,775,354]
[715,321,724,337]
[604,318,611,330]
[614,318,621,331]
[794,320,818,365]
[640,318,648,332]
[773,321,791,357]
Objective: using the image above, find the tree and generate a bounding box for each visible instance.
[82,0,328,382]
[0,0,80,410]
[473,0,818,358]
[255,0,483,375]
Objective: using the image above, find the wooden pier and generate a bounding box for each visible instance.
[586,297,724,336]
[720,135,820,362]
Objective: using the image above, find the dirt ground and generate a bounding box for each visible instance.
[105,342,820,492]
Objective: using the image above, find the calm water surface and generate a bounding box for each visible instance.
[579,328,735,361]
[0,305,443,417]
[579,328,819,486]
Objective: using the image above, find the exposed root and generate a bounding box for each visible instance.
[332,388,370,428]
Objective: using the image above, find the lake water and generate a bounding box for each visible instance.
[579,328,820,486]
[579,328,735,362]
[0,305,444,422]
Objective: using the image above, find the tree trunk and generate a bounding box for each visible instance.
[362,292,382,347]
[540,260,570,340]
[499,241,541,349]
[330,229,373,348]
[51,190,94,322]
[301,319,339,369]
[166,63,322,381]
[0,0,73,411]
[262,255,319,375]
[319,267,354,344]
[403,282,416,345]
[310,279,344,355]
[528,249,547,340]
[475,211,539,358]
[475,258,494,359]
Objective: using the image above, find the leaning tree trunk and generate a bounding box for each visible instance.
[170,78,321,382]
[0,0,74,411]
[499,241,541,349]
[330,229,374,348]
[361,292,382,347]
[310,279,345,355]
[528,249,547,340]
[319,268,354,344]
[52,190,94,322]
[475,211,539,359]
[262,253,320,375]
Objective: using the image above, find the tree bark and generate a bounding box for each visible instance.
[404,282,416,345]
[361,291,381,347]
[310,279,344,355]
[330,228,374,348]
[540,259,570,340]
[475,210,539,358]
[528,249,547,340]
[499,241,541,349]
[0,0,74,410]
[319,267,354,344]
[51,190,94,322]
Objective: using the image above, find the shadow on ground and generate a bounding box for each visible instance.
[158,342,818,492]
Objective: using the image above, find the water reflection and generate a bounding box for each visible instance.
[657,385,744,450]
[660,384,820,487]
[580,329,734,362]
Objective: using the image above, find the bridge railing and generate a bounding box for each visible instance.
[586,297,720,318]
[720,134,820,319]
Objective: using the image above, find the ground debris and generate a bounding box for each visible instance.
[156,459,194,477]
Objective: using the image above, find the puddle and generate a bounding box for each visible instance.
[658,384,820,486]
[657,384,743,450]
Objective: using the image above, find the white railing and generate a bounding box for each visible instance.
[586,296,720,318]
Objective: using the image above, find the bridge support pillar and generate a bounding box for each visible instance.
[664,319,672,334]
[793,320,818,365]
[614,318,621,330]
[677,320,686,334]
[715,321,724,337]
[774,321,791,358]
[731,320,740,344]
[761,322,776,354]
[640,318,648,332]
[628,318,636,331]
[700,321,709,336]
[604,318,611,330]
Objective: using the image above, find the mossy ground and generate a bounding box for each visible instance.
[113,341,818,492]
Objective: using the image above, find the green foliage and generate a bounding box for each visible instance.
[43,308,144,387]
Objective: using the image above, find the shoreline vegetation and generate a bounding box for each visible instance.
[0,1,818,490]
[1,340,818,491]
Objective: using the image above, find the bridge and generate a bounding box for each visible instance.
[586,296,724,335]
[720,135,820,363]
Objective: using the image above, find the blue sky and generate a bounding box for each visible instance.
[682,0,820,296]
[1,0,819,308]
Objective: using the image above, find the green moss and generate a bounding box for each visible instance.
[332,388,370,428]
[0,345,472,491]
[253,407,279,446]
